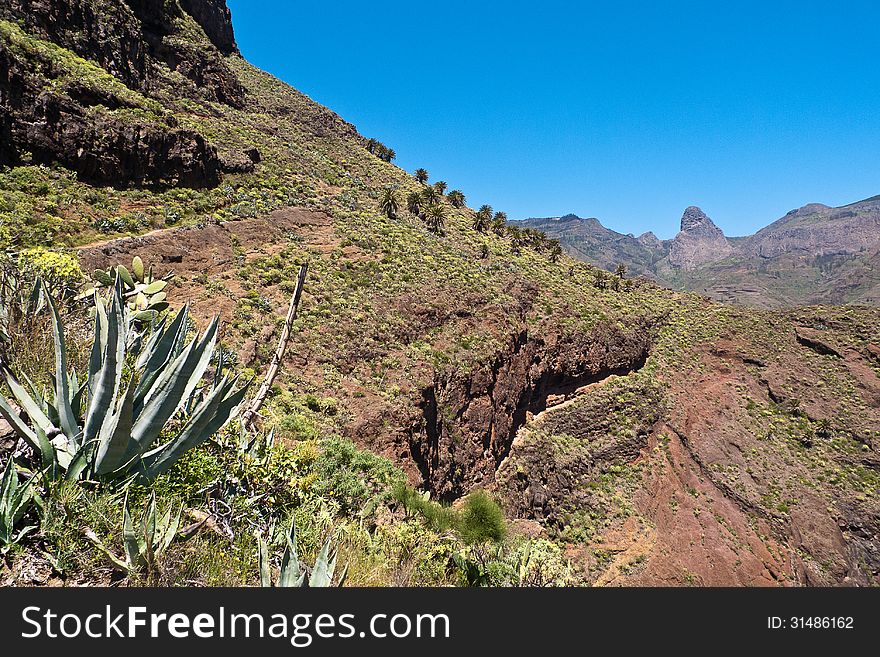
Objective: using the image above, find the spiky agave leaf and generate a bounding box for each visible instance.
[309,537,338,587]
[278,519,306,587]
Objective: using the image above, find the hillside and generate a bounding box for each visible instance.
[520,199,880,307]
[1,1,879,587]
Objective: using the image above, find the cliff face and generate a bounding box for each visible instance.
[0,0,248,187]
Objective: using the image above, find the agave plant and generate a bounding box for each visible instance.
[85,491,181,582]
[0,458,39,552]
[0,265,46,349]
[81,256,171,322]
[0,279,248,482]
[259,519,347,587]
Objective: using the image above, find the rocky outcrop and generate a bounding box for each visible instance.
[1,0,244,107]
[179,0,238,54]
[408,319,653,500]
[0,0,249,187]
[667,206,734,269]
[0,23,222,187]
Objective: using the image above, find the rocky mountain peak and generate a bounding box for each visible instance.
[668,206,733,269]
[680,206,724,235]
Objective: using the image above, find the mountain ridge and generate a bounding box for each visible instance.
[517,195,880,306]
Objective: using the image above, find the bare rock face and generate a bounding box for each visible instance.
[668,206,734,269]
[1,0,244,106]
[0,0,246,187]
[179,0,238,54]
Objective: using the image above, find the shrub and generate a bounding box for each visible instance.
[17,247,83,299]
[457,490,506,544]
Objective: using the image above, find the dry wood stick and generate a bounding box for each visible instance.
[242,262,308,430]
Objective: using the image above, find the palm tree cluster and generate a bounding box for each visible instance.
[376,167,564,258]
[397,183,446,235]
[366,138,396,162]
[592,264,631,291]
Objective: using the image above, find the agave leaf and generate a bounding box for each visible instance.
[0,367,57,438]
[93,377,136,476]
[309,537,336,587]
[88,295,109,399]
[129,317,219,453]
[258,535,272,587]
[279,519,304,588]
[0,459,18,521]
[83,282,125,448]
[132,256,145,282]
[133,305,190,408]
[35,427,58,478]
[64,440,94,481]
[158,505,181,552]
[122,493,143,569]
[138,377,247,480]
[46,286,80,443]
[0,395,38,449]
[27,277,45,315]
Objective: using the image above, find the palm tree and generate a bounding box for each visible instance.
[548,240,563,263]
[379,188,400,219]
[425,204,445,234]
[447,190,466,208]
[420,185,440,207]
[406,191,422,216]
[366,138,379,154]
[414,168,429,184]
[493,211,508,224]
[433,181,448,195]
[593,269,609,290]
[384,148,396,162]
[615,263,628,279]
[472,205,493,232]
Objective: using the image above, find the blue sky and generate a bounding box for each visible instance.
[227,0,880,238]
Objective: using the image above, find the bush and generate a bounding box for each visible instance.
[16,247,83,298]
[394,484,506,544]
[458,490,506,544]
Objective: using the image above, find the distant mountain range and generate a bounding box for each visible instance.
[515,196,880,307]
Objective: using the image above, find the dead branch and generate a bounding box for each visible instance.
[241,262,308,431]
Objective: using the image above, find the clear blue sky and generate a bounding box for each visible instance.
[227,0,880,238]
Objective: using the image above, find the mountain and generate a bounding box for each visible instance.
[510,214,665,277]
[520,199,880,307]
[1,1,879,587]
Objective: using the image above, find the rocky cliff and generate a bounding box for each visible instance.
[0,0,248,187]
[666,206,734,269]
